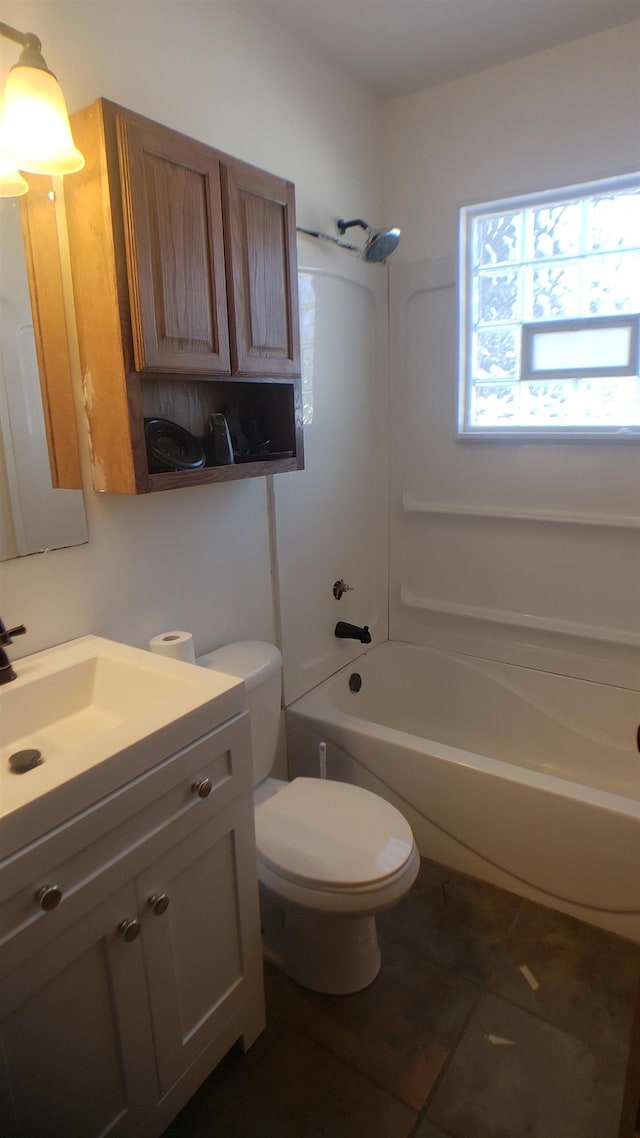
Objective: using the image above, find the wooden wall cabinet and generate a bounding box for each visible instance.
[64,99,303,494]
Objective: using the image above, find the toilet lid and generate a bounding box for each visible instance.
[255,778,414,889]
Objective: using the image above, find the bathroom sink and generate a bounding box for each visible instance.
[0,635,245,858]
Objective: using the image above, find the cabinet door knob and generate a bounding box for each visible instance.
[148,892,170,916]
[36,885,62,911]
[119,918,141,942]
[192,777,212,799]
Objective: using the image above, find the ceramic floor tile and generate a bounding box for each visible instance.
[196,1029,417,1138]
[263,937,479,1110]
[161,1025,284,1138]
[163,859,634,1138]
[487,899,640,1070]
[412,1121,454,1138]
[379,858,523,985]
[426,991,625,1138]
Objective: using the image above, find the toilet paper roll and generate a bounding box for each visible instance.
[149,630,196,665]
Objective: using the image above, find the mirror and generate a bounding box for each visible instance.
[0,175,88,560]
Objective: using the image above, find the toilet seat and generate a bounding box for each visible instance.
[255,777,415,891]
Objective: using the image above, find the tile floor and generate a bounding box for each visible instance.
[163,859,640,1138]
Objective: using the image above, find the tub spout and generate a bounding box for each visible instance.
[335,621,371,644]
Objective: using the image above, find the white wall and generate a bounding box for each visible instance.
[383,24,640,687]
[0,1,383,665]
[5,7,637,696]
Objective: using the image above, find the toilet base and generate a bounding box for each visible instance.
[259,885,381,995]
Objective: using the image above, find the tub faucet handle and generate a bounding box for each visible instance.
[333,579,355,600]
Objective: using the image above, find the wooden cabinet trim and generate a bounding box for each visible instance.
[66,98,303,494]
[65,100,140,493]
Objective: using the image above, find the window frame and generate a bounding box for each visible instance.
[521,314,639,382]
[457,173,640,441]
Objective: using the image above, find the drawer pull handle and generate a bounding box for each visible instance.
[36,885,62,912]
[192,777,212,799]
[119,918,141,942]
[148,892,170,916]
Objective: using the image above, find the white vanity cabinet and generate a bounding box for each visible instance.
[0,880,157,1138]
[0,711,265,1138]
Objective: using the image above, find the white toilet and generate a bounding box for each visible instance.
[198,641,420,994]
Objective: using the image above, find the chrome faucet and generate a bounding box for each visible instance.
[335,621,372,644]
[0,619,26,685]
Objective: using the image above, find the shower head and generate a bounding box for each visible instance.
[336,217,401,262]
[363,226,402,262]
[296,218,401,263]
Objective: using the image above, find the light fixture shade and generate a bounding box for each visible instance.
[0,153,28,196]
[3,65,84,175]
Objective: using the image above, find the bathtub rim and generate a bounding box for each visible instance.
[286,641,640,821]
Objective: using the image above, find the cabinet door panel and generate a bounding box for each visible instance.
[223,158,300,377]
[136,797,263,1095]
[117,115,231,375]
[0,884,156,1138]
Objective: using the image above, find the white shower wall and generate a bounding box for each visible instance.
[274,242,389,705]
[383,24,640,687]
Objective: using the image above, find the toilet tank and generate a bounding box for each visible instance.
[197,641,282,786]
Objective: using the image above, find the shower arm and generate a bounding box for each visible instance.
[336,218,369,234]
[296,226,359,252]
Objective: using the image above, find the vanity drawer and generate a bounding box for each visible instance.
[0,711,251,976]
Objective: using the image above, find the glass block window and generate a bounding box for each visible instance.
[458,174,640,437]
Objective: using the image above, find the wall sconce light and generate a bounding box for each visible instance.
[0,19,84,196]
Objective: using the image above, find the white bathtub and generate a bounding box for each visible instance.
[286,641,640,941]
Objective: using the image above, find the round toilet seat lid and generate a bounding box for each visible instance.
[255,777,414,889]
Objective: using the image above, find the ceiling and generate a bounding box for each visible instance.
[253,0,640,98]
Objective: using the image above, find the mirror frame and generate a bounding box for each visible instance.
[20,173,82,489]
